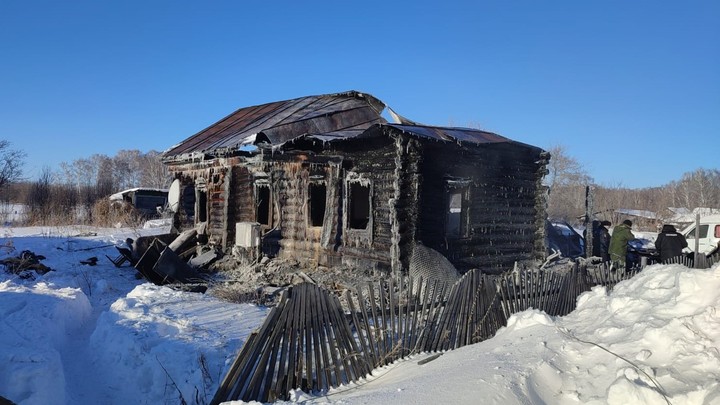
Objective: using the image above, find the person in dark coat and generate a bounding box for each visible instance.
[592,220,612,263]
[655,224,688,263]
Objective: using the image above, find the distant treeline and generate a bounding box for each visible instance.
[0,150,170,226]
[2,145,718,229]
[547,168,720,227]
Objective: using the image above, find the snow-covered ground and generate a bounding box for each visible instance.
[0,225,267,405]
[1,225,719,405]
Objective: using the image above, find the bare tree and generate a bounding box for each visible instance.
[113,149,170,189]
[0,140,25,189]
[545,145,592,189]
[545,145,593,222]
[91,154,115,198]
[113,149,142,190]
[670,168,720,210]
[25,167,53,225]
[138,150,171,189]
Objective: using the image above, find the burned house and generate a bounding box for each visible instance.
[162,91,548,275]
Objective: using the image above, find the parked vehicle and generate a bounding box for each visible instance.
[545,220,584,259]
[627,237,660,267]
[680,215,720,255]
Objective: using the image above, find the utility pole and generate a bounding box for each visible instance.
[585,185,594,259]
[694,213,701,268]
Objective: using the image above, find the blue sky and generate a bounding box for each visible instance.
[1,1,718,188]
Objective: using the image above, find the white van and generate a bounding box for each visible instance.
[680,215,720,255]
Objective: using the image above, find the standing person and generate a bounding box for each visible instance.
[655,224,688,263]
[592,220,612,263]
[609,219,635,270]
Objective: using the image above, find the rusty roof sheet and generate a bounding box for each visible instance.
[163,91,386,158]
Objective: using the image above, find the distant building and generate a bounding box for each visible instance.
[614,208,660,231]
[668,207,720,226]
[109,188,168,218]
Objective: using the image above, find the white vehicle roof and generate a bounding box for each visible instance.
[680,215,720,233]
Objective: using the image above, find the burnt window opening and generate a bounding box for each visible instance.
[308,183,327,227]
[182,185,196,220]
[256,184,272,226]
[196,189,207,223]
[445,180,470,238]
[348,182,370,230]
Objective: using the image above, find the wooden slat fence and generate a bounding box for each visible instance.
[212,256,717,404]
[585,262,643,291]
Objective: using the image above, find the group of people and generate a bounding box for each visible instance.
[591,219,689,269]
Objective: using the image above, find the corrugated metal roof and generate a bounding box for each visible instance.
[164,91,543,160]
[163,91,386,158]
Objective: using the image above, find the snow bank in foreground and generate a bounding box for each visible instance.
[89,284,267,404]
[549,264,720,404]
[0,226,269,405]
[0,281,91,405]
[0,276,267,405]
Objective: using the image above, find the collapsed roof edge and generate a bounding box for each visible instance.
[162,90,387,161]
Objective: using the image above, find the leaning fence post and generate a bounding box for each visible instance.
[694,214,701,269]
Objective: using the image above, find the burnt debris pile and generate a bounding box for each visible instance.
[110,223,220,293]
[0,250,52,279]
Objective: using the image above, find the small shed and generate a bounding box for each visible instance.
[162,91,549,275]
[109,188,169,217]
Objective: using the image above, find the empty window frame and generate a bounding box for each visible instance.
[182,184,196,220]
[255,184,272,226]
[445,181,470,238]
[348,181,371,230]
[196,189,207,223]
[308,182,327,227]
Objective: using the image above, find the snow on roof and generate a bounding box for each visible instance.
[668,207,720,224]
[109,187,169,201]
[615,208,658,220]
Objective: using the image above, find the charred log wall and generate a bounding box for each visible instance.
[227,164,255,246]
[417,142,545,274]
[389,135,422,276]
[322,136,405,272]
[269,160,341,267]
[207,168,228,246]
[170,156,345,264]
[165,135,547,275]
[168,158,243,248]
